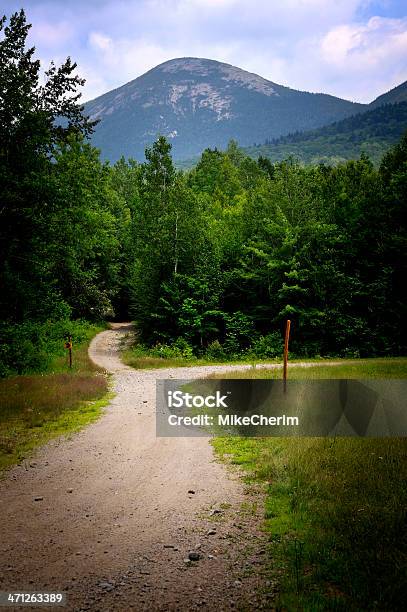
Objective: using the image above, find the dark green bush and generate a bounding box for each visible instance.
[223,312,255,355]
[250,332,284,358]
[205,339,227,360]
[148,338,194,360]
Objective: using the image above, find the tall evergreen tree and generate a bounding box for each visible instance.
[0,10,96,321]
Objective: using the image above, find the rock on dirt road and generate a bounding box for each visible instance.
[0,323,272,611]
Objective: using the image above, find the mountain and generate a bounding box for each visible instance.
[369,80,407,109]
[84,58,366,162]
[240,101,407,167]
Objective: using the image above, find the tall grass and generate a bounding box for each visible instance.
[212,359,407,610]
[0,325,110,471]
[209,357,407,379]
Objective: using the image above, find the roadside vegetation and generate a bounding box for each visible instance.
[212,360,407,610]
[0,325,110,472]
[122,337,281,369]
[208,357,407,379]
[123,335,407,376]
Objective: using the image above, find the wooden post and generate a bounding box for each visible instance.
[68,335,72,369]
[65,335,73,369]
[283,319,291,391]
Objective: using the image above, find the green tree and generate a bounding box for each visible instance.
[0,10,95,321]
[47,136,122,318]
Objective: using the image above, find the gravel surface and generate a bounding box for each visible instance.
[0,324,275,611]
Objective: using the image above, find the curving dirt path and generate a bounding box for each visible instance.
[0,324,273,611]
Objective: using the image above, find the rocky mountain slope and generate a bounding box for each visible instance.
[85,57,366,161]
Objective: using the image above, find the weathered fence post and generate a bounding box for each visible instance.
[283,319,291,392]
[65,335,73,369]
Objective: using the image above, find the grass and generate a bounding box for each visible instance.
[122,351,206,369]
[0,325,111,472]
[121,343,266,370]
[209,357,407,379]
[212,358,407,610]
[123,339,407,375]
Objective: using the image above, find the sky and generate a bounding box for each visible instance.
[2,0,407,103]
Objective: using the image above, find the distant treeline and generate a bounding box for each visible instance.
[263,102,407,145]
[246,101,407,166]
[1,11,406,375]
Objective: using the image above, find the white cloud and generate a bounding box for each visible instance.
[5,0,406,103]
[318,16,407,101]
[89,32,113,51]
[321,16,407,68]
[83,38,179,98]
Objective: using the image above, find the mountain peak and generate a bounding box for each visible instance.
[154,57,278,96]
[85,58,366,162]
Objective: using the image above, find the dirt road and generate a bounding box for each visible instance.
[0,324,271,611]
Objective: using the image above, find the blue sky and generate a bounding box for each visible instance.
[2,1,407,102]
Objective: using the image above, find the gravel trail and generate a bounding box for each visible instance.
[0,324,274,611]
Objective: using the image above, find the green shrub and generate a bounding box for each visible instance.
[149,343,178,359]
[173,337,194,359]
[223,311,255,355]
[250,332,284,359]
[205,340,227,360]
[148,338,194,360]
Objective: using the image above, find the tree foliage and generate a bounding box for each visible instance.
[0,11,123,324]
[0,10,126,373]
[128,136,407,357]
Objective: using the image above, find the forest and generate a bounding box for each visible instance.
[1,10,406,377]
[243,100,407,166]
